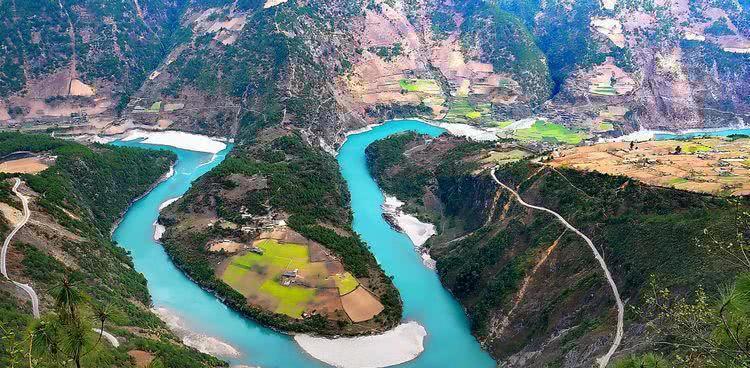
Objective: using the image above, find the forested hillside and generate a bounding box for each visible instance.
[366,133,749,367]
[0,133,223,367]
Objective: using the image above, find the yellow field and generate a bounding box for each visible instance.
[551,137,750,196]
[0,157,49,174]
[334,272,359,295]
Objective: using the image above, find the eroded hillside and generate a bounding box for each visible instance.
[2,0,748,141]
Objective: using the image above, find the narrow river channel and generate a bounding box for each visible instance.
[111,119,494,367]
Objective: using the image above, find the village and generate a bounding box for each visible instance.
[549,136,750,196]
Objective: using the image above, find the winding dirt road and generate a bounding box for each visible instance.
[490,168,624,368]
[1,178,40,318]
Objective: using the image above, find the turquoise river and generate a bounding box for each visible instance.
[112,119,495,367]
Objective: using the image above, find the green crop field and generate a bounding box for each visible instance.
[680,142,712,153]
[443,98,491,123]
[481,149,532,166]
[399,79,441,94]
[590,82,617,96]
[491,121,513,128]
[668,177,689,185]
[466,111,482,119]
[218,239,365,319]
[219,239,315,318]
[513,120,588,145]
[146,101,162,113]
[259,279,316,317]
[597,122,614,132]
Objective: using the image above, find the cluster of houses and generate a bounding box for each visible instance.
[281,269,299,286]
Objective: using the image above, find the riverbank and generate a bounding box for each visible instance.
[109,160,175,236]
[381,195,437,270]
[607,124,750,142]
[153,307,241,358]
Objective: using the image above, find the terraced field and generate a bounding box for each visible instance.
[512,120,589,144]
[590,81,617,96]
[442,98,491,123]
[399,79,441,94]
[551,137,750,196]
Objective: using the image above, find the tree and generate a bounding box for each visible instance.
[30,277,111,368]
[632,203,750,367]
[614,353,670,368]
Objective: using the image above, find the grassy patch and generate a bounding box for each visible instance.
[398,79,441,94]
[444,99,491,124]
[590,81,617,96]
[219,239,316,318]
[667,177,689,185]
[399,79,419,92]
[597,122,614,132]
[335,272,359,295]
[492,121,513,128]
[680,142,711,153]
[481,150,532,166]
[145,101,162,113]
[513,121,588,145]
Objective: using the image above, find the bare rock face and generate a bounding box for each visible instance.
[635,49,702,130]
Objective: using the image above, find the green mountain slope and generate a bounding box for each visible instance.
[365,133,747,366]
[0,132,223,367]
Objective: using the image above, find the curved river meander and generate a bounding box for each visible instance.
[112,120,494,367]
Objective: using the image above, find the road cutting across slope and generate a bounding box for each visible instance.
[490,168,624,368]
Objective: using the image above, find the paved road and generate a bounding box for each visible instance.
[490,168,624,368]
[1,178,40,318]
[2,179,121,346]
[93,328,120,347]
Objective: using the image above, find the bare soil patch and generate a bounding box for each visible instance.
[551,137,750,196]
[69,79,95,96]
[341,286,384,323]
[0,157,49,174]
[0,202,23,226]
[128,350,154,368]
[208,240,244,253]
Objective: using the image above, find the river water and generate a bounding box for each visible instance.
[111,119,494,367]
[654,128,750,140]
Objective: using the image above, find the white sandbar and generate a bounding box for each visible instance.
[382,196,435,247]
[294,321,427,368]
[382,196,437,269]
[159,196,182,211]
[152,307,240,358]
[431,121,499,141]
[122,130,227,153]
